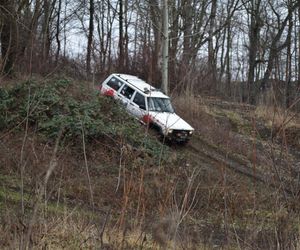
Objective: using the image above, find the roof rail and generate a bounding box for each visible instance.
[117,74,152,94]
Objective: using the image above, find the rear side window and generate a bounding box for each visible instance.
[107,77,123,91]
[133,92,146,110]
[120,84,135,99]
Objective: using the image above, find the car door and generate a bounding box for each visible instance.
[117,84,135,109]
[128,91,147,119]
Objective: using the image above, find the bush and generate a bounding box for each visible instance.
[0,78,163,153]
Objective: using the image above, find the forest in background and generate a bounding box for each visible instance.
[1,0,300,107]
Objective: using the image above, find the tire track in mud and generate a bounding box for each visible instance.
[173,134,294,195]
[188,139,266,182]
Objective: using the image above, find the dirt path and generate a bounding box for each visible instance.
[174,133,296,197]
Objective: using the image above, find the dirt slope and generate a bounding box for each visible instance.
[175,96,300,194]
[1,79,300,249]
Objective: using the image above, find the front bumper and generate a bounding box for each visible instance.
[168,130,193,143]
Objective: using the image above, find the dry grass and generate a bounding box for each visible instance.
[1,81,300,249]
[255,104,300,151]
[173,93,207,118]
[1,128,299,249]
[255,104,300,129]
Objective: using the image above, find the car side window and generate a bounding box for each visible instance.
[133,92,146,110]
[120,84,135,100]
[107,77,123,91]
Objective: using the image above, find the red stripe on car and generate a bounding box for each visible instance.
[142,114,152,124]
[104,89,114,97]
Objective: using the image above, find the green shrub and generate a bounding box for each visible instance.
[0,78,166,160]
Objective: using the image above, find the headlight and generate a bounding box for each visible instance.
[168,129,173,134]
[189,131,193,135]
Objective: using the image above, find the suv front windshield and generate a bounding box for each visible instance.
[147,97,174,113]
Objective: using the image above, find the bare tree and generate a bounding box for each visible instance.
[260,1,299,93]
[55,0,63,63]
[118,0,124,71]
[0,0,299,113]
[168,0,180,88]
[298,0,300,89]
[86,0,95,76]
[285,0,293,108]
[149,0,162,83]
[245,0,263,104]
[162,0,169,94]
[181,0,193,68]
[0,0,17,75]
[208,0,218,90]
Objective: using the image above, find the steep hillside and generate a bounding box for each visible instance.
[0,78,300,249]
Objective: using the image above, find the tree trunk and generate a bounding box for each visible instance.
[86,0,94,76]
[298,1,300,89]
[181,0,192,67]
[169,0,180,89]
[149,0,162,83]
[55,0,62,64]
[161,0,169,94]
[124,0,129,70]
[41,0,52,63]
[246,0,262,104]
[118,0,124,71]
[225,21,232,97]
[261,3,298,92]
[208,0,217,91]
[285,1,293,108]
[0,0,17,75]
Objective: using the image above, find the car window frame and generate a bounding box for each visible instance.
[119,83,135,100]
[132,91,147,110]
[106,76,124,91]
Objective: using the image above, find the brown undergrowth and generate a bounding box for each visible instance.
[0,79,300,249]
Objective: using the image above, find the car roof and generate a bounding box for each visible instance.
[112,73,169,98]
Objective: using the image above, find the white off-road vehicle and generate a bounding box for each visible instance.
[99,73,194,143]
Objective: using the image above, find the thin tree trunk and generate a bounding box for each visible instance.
[208,0,217,91]
[86,0,94,76]
[124,0,129,70]
[226,21,232,97]
[261,3,298,92]
[219,25,226,84]
[247,0,262,104]
[55,0,62,64]
[162,0,169,94]
[169,0,180,89]
[118,0,124,71]
[63,0,67,58]
[298,2,300,89]
[41,0,52,63]
[149,0,162,83]
[285,2,293,108]
[0,0,17,75]
[181,0,192,67]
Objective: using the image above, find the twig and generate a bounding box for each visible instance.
[81,121,94,211]
[115,143,124,193]
[20,84,31,216]
[23,127,64,250]
[172,168,201,249]
[99,208,111,248]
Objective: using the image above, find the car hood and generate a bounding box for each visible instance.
[149,111,194,131]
